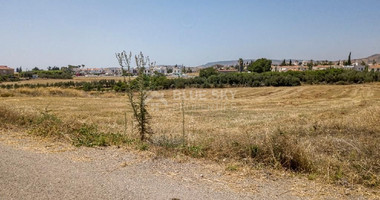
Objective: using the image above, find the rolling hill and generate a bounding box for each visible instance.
[200,59,283,68]
[197,53,380,68]
[353,54,380,64]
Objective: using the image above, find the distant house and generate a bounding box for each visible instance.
[0,66,14,75]
[104,67,122,76]
[271,66,278,72]
[274,65,307,72]
[369,64,380,72]
[185,67,195,73]
[342,62,367,71]
[353,63,366,71]
[83,68,104,75]
[152,66,167,74]
[143,67,151,75]
[172,67,181,74]
[313,65,332,70]
[301,60,310,66]
[343,65,355,70]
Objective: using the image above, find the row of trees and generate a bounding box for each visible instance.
[212,58,273,74]
[280,59,293,66]
[20,70,73,79]
[12,66,59,73]
[244,52,377,69]
[4,68,380,91]
[15,67,23,73]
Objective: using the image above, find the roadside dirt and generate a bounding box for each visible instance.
[0,131,377,200]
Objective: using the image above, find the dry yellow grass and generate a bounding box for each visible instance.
[1,76,126,85]
[1,83,380,188]
[0,87,122,98]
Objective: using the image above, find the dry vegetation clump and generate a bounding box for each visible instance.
[0,105,35,128]
[87,91,119,98]
[0,105,133,147]
[46,88,85,97]
[1,76,127,85]
[304,105,380,187]
[0,88,87,97]
[0,91,14,97]
[0,87,121,98]
[18,87,86,97]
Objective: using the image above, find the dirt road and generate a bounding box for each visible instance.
[0,132,372,200]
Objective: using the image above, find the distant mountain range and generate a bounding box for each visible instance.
[156,64,184,68]
[199,59,300,68]
[197,53,380,68]
[353,54,380,65]
[200,60,253,68]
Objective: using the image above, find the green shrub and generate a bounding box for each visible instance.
[199,67,218,78]
[182,145,206,158]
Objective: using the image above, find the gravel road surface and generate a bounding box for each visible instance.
[0,132,374,200]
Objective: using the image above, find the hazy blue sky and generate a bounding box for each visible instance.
[1,0,380,69]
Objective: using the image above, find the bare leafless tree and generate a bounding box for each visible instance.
[116,51,153,141]
[116,51,132,81]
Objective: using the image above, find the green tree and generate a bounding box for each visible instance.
[347,52,352,66]
[199,67,218,78]
[16,67,22,73]
[289,59,292,66]
[247,58,272,73]
[238,58,244,72]
[280,59,286,66]
[307,60,314,70]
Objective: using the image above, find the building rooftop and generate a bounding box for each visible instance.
[0,65,13,70]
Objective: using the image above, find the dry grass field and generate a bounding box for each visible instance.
[1,83,380,188]
[1,76,126,85]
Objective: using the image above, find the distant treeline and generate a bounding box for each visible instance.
[1,69,380,91]
[20,70,73,79]
[0,75,20,83]
[0,70,72,83]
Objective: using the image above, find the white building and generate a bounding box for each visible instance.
[172,67,181,74]
[104,67,122,76]
[152,66,167,74]
[352,62,366,71]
